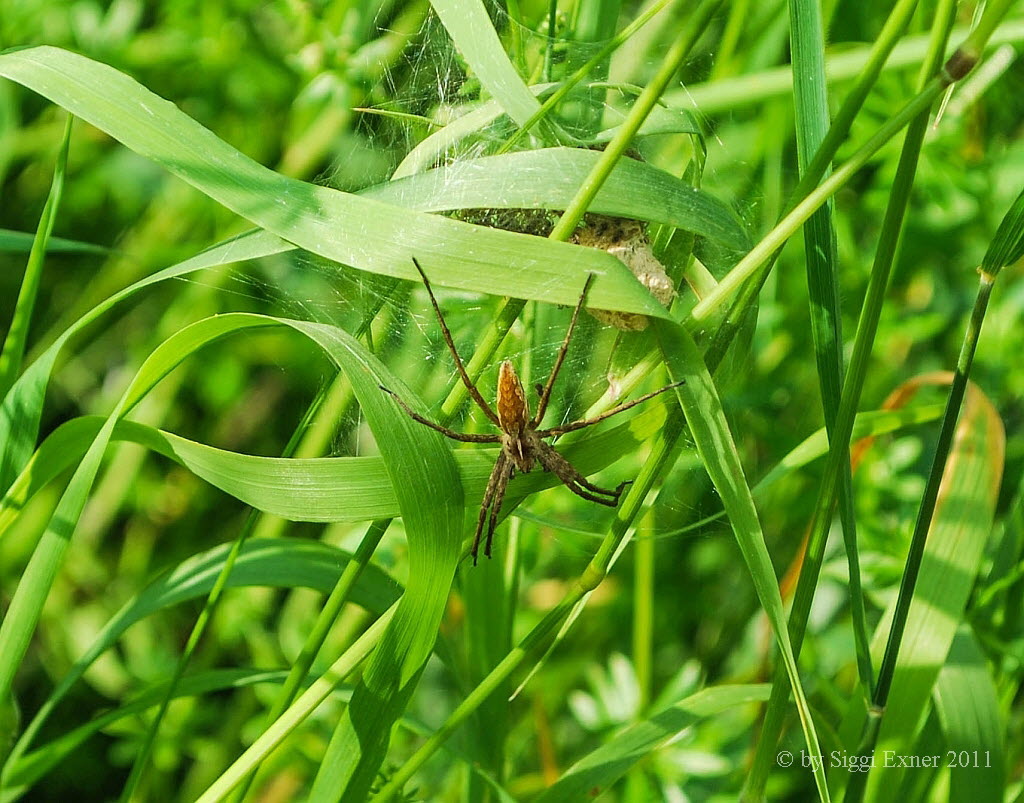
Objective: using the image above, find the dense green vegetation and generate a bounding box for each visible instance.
[1,1,1022,800]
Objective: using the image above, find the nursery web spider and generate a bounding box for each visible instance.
[380,258,684,563]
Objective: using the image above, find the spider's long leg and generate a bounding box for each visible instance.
[380,386,501,443]
[536,379,685,437]
[484,458,513,559]
[472,453,509,564]
[534,442,625,507]
[411,258,501,426]
[564,479,623,507]
[532,273,595,427]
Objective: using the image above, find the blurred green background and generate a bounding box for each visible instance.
[1,0,1023,800]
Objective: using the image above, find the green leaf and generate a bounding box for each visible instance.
[933,628,1005,803]
[0,47,658,315]
[427,0,546,131]
[534,684,770,801]
[652,318,829,801]
[362,148,750,251]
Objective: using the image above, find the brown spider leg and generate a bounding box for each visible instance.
[534,441,624,507]
[411,258,501,426]
[473,452,511,564]
[380,386,501,443]
[563,479,623,507]
[536,379,685,438]
[532,273,595,427]
[484,455,514,559]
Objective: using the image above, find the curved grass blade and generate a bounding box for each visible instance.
[0,313,464,793]
[428,0,548,132]
[652,318,829,801]
[0,396,669,538]
[362,147,750,251]
[0,47,660,316]
[0,229,110,256]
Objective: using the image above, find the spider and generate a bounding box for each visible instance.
[381,258,684,564]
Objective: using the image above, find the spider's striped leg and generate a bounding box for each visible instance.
[532,273,595,426]
[380,386,501,444]
[472,453,510,564]
[536,379,686,438]
[563,479,622,507]
[484,457,514,559]
[411,258,501,426]
[572,474,628,500]
[535,442,627,506]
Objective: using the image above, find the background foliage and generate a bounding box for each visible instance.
[0,0,1022,801]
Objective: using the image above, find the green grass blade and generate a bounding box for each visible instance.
[788,0,872,702]
[652,318,829,801]
[0,311,464,791]
[0,229,109,255]
[0,116,71,399]
[362,147,750,251]
[428,0,548,132]
[0,47,662,316]
[933,629,1005,803]
[286,322,463,803]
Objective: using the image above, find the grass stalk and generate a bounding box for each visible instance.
[843,186,1023,802]
[0,116,72,401]
[743,1,989,793]
[787,0,873,700]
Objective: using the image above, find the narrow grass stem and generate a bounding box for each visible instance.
[0,116,71,401]
[844,268,997,803]
[498,0,675,154]
[548,0,723,243]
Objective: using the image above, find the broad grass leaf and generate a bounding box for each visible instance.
[362,148,750,251]
[859,380,1005,801]
[0,47,663,317]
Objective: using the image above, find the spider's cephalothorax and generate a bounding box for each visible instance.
[497,361,535,473]
[380,258,684,564]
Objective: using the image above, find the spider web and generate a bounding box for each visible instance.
[227,1,746,545]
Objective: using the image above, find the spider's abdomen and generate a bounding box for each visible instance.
[496,360,530,436]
